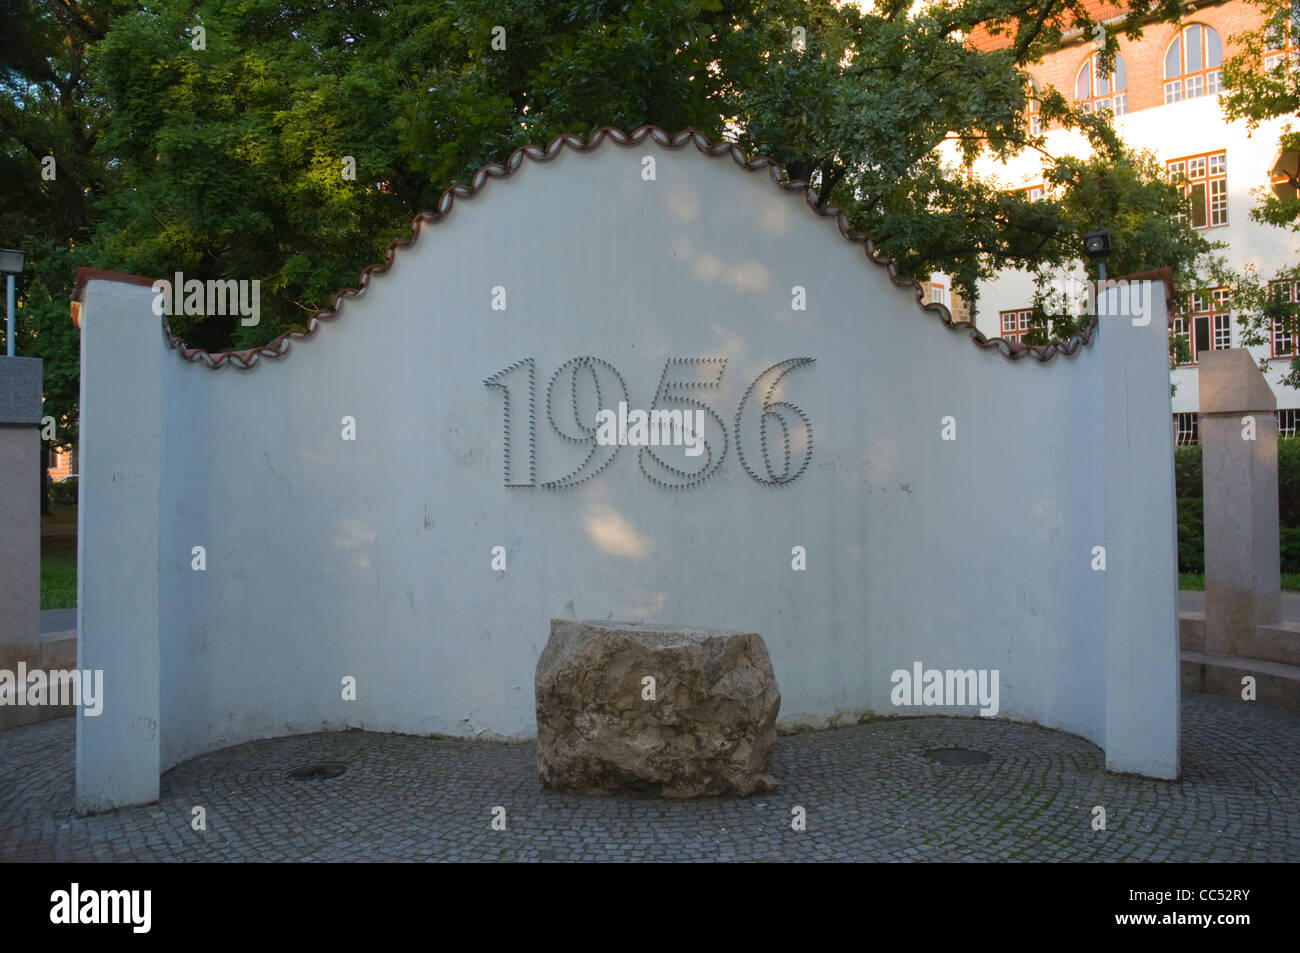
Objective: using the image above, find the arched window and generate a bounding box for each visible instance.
[1075,52,1127,115]
[1164,24,1223,103]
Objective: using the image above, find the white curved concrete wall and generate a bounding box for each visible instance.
[74,133,1181,812]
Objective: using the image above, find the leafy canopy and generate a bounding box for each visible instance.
[1,0,1206,420]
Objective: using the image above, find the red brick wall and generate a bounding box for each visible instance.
[47,448,74,482]
[1025,0,1266,115]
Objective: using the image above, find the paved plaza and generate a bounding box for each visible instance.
[1,691,1295,862]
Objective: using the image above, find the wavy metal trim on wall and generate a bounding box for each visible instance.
[161,125,1097,371]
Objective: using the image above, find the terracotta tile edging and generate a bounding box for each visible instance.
[70,268,159,330]
[74,125,1101,369]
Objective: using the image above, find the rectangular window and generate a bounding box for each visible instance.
[1027,86,1042,135]
[1194,314,1212,355]
[1176,288,1231,364]
[1271,280,1298,356]
[1169,152,1227,229]
[1167,160,1186,226]
[1279,409,1299,440]
[1190,183,1208,227]
[1000,308,1034,343]
[1209,179,1226,225]
[1275,319,1294,356]
[1026,185,1044,202]
[1112,92,1128,114]
[1172,314,1191,364]
[1208,154,1227,225]
[1214,312,1232,349]
[1165,80,1183,103]
[1264,41,1298,73]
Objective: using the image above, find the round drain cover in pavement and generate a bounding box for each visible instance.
[924,748,991,766]
[285,762,347,780]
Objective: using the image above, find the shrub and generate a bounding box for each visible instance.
[1282,527,1300,574]
[49,477,77,506]
[1177,497,1203,573]
[1174,444,1202,499]
[1177,437,1300,527]
[1280,438,1300,528]
[1175,438,1300,574]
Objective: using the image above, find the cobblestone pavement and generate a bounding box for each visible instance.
[2,691,1296,862]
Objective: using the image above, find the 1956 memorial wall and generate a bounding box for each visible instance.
[72,128,1180,813]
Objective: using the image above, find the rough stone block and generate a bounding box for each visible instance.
[536,620,780,797]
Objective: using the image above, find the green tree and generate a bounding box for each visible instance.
[706,0,1210,323]
[0,0,134,508]
[1220,0,1300,384]
[4,0,1207,380]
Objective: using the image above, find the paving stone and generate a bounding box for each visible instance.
[0,692,1297,861]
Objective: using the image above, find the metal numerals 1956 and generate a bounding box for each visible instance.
[483,357,814,489]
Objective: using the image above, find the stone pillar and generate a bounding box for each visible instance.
[74,274,162,813]
[0,355,43,728]
[1199,349,1280,657]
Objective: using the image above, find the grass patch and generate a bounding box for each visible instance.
[42,502,77,525]
[41,535,76,610]
[1180,572,1300,592]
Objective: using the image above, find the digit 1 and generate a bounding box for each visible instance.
[484,358,536,486]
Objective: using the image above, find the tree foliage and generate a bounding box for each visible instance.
[1219,0,1300,385]
[1,0,1208,424]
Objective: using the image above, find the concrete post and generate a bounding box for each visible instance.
[75,276,162,813]
[0,356,43,729]
[1199,349,1280,657]
[1099,280,1181,779]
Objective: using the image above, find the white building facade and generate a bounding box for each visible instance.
[939,0,1298,441]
